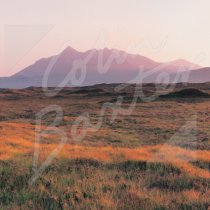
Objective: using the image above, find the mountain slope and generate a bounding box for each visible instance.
[168,59,201,71]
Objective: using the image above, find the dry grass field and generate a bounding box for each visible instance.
[0,83,210,209]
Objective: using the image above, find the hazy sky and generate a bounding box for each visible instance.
[0,0,210,76]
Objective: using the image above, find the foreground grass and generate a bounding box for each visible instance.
[0,121,209,209]
[0,158,209,210]
[0,85,210,209]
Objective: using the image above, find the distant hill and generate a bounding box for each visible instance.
[0,46,206,88]
[181,67,210,83]
[160,88,210,98]
[167,59,201,70]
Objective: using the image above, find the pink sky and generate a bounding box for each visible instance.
[0,0,210,76]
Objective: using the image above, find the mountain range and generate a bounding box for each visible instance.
[0,46,209,88]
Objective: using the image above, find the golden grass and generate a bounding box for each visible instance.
[0,122,210,179]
